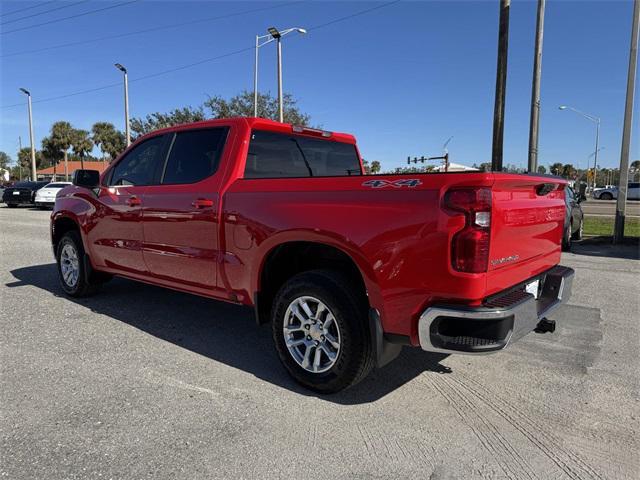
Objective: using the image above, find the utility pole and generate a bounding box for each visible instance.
[614,0,639,243]
[491,0,510,171]
[528,0,546,173]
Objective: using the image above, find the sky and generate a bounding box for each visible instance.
[1,0,638,173]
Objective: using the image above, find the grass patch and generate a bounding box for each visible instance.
[583,216,640,237]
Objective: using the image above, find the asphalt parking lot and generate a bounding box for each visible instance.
[581,198,640,217]
[1,206,638,480]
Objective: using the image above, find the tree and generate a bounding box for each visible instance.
[478,162,492,172]
[561,163,576,179]
[0,151,10,171]
[92,122,126,160]
[71,129,94,169]
[16,147,46,179]
[50,121,74,180]
[537,165,547,174]
[204,90,311,126]
[550,162,564,176]
[41,136,63,179]
[370,161,381,174]
[130,106,205,137]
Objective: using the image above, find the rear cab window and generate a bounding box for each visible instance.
[244,130,362,178]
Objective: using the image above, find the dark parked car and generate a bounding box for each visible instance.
[2,181,49,208]
[563,186,584,250]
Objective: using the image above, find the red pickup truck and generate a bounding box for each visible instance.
[51,117,574,393]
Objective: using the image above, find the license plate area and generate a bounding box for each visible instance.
[13,191,20,195]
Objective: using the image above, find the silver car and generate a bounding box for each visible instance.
[593,182,640,200]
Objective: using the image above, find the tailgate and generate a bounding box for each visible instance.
[486,174,566,296]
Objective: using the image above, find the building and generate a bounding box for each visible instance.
[36,161,109,181]
[433,162,479,172]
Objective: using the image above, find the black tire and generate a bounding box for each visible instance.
[56,231,104,297]
[271,269,374,393]
[562,223,572,251]
[600,192,613,201]
[7,204,17,208]
[572,218,583,240]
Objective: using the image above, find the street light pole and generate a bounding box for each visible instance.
[614,0,640,243]
[254,35,259,117]
[267,26,306,123]
[276,36,283,122]
[19,88,37,181]
[558,105,600,191]
[528,0,546,173]
[115,63,130,146]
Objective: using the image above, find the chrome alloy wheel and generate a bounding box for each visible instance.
[283,296,341,374]
[60,243,80,288]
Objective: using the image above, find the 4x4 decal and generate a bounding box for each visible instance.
[362,179,422,188]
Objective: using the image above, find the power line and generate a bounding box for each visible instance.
[307,0,400,32]
[1,0,90,26]
[0,1,55,18]
[1,0,400,109]
[1,0,140,35]
[1,1,301,58]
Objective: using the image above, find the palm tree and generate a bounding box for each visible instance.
[71,129,94,170]
[50,121,74,180]
[91,122,125,161]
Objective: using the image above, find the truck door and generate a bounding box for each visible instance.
[140,127,230,290]
[88,134,169,275]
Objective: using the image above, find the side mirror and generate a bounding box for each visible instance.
[72,169,100,189]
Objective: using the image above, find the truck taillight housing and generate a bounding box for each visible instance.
[444,187,492,273]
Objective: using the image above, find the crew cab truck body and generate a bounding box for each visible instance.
[52,117,574,392]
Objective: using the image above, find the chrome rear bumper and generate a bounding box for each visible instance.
[418,265,574,355]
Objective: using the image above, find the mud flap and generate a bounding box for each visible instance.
[369,308,403,368]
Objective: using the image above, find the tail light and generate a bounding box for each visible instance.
[444,187,492,273]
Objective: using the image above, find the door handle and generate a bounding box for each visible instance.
[192,198,214,209]
[126,196,141,206]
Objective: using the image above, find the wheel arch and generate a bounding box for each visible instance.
[253,238,380,326]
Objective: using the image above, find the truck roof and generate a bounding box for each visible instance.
[137,117,357,145]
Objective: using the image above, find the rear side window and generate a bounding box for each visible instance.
[629,183,639,189]
[162,128,228,184]
[46,183,68,188]
[110,135,166,186]
[244,130,362,178]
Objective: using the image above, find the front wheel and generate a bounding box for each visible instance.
[56,231,104,297]
[600,192,613,201]
[271,270,374,393]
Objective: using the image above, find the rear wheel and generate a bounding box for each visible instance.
[7,204,17,208]
[572,218,583,240]
[271,270,374,393]
[562,223,572,251]
[56,231,106,297]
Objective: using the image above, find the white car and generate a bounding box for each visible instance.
[592,182,640,200]
[34,182,71,209]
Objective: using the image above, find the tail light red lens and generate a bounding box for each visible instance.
[444,187,492,273]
